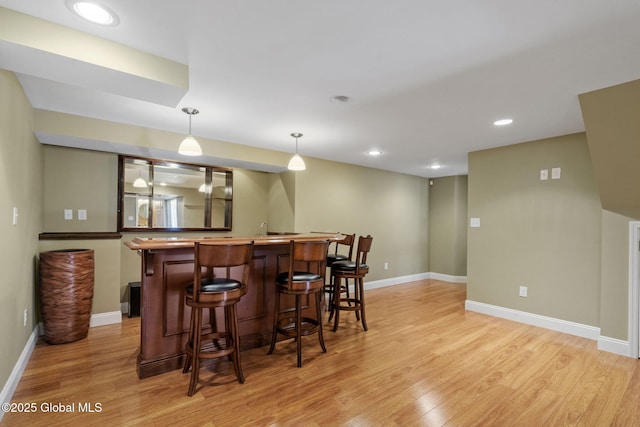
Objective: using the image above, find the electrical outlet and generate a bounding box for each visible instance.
[540,169,549,180]
[384,262,389,270]
[519,286,528,298]
[23,309,27,327]
[64,209,73,220]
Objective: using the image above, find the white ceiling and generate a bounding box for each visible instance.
[2,0,640,178]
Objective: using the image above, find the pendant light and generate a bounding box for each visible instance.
[287,132,306,171]
[178,107,202,156]
[133,171,147,188]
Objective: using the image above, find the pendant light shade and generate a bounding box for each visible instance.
[179,107,202,156]
[179,135,202,156]
[133,171,147,188]
[287,132,306,171]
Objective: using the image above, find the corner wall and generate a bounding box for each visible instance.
[429,175,468,277]
[467,133,602,327]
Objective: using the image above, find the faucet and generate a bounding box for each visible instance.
[260,222,268,236]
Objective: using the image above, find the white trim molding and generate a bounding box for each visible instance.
[37,311,123,335]
[365,272,430,290]
[429,272,467,284]
[0,326,38,422]
[465,299,636,357]
[598,336,630,357]
[90,311,122,327]
[364,272,466,291]
[465,299,601,340]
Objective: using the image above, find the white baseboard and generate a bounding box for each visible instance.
[465,299,601,340]
[465,299,635,358]
[597,335,631,357]
[429,272,467,284]
[365,272,430,290]
[364,272,466,290]
[0,326,38,422]
[37,310,123,336]
[89,311,122,327]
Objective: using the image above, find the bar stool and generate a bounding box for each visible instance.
[183,241,254,396]
[330,235,373,332]
[324,233,355,310]
[268,239,330,367]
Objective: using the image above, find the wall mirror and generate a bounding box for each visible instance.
[118,156,232,231]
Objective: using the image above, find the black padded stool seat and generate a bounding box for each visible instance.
[324,233,355,310]
[182,241,254,396]
[268,239,330,367]
[186,278,242,293]
[326,253,348,264]
[330,235,373,332]
[276,271,322,291]
[331,260,369,273]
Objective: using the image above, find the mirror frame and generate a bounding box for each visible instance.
[117,155,233,232]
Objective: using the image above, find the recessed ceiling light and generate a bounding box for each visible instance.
[66,0,120,26]
[430,164,442,170]
[494,118,513,126]
[330,95,351,104]
[368,150,382,156]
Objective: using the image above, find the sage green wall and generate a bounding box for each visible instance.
[292,157,430,281]
[429,176,468,277]
[0,70,43,394]
[43,145,117,232]
[600,210,633,340]
[266,172,295,233]
[467,133,602,326]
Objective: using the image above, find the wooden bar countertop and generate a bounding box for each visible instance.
[124,232,341,251]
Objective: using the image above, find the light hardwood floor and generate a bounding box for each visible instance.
[3,279,640,426]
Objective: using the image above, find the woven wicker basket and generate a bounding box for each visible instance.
[39,249,95,344]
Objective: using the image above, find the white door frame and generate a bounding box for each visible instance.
[629,221,640,358]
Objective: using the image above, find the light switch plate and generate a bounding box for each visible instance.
[470,217,480,228]
[551,167,561,179]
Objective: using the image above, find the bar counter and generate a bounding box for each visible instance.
[124,233,339,378]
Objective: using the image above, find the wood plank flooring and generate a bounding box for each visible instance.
[3,279,639,426]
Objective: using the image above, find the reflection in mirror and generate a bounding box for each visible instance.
[118,156,232,231]
[152,162,205,228]
[211,171,231,229]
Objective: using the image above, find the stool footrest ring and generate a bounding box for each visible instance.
[276,316,321,337]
